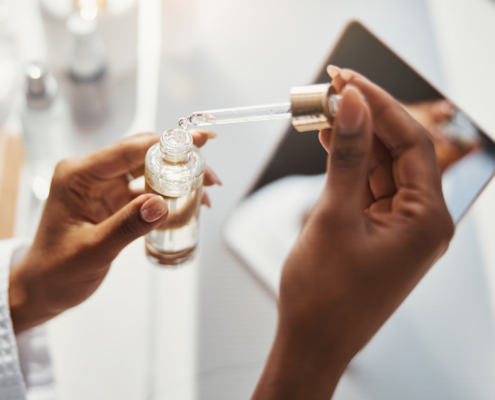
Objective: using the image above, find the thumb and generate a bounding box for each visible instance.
[326,85,372,215]
[96,194,168,257]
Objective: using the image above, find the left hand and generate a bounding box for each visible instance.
[9,130,221,333]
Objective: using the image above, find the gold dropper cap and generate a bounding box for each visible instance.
[290,83,337,132]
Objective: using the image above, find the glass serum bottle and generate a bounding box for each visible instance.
[144,129,205,266]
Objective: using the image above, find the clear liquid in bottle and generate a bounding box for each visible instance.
[144,129,205,266]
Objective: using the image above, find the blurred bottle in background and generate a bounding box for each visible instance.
[21,62,74,200]
[66,11,108,132]
[39,0,138,146]
[40,0,138,79]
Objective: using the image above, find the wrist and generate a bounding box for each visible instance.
[9,257,55,333]
[252,321,350,400]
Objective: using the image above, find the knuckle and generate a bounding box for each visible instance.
[398,190,453,237]
[118,132,159,161]
[389,142,409,159]
[125,132,159,147]
[54,157,73,175]
[74,236,99,258]
[437,208,455,242]
[423,208,454,256]
[419,129,436,152]
[312,208,338,229]
[115,132,154,150]
[117,209,144,239]
[133,131,156,139]
[309,202,349,232]
[331,141,366,169]
[120,131,154,142]
[341,70,364,84]
[402,194,454,247]
[52,157,80,183]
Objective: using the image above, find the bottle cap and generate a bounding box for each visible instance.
[290,83,337,132]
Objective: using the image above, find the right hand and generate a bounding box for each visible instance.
[252,68,454,400]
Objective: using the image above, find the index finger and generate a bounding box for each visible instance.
[75,130,217,180]
[190,129,217,147]
[329,67,441,193]
[77,132,160,179]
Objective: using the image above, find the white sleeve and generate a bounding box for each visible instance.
[0,239,56,400]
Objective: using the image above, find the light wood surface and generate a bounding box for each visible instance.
[0,131,24,239]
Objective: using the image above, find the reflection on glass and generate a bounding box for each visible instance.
[401,100,481,172]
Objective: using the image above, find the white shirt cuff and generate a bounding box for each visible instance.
[0,238,56,400]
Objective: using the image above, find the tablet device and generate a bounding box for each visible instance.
[224,21,495,295]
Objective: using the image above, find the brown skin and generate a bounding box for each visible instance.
[9,69,453,398]
[9,129,220,333]
[252,68,454,399]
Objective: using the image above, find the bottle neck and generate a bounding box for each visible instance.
[160,129,193,163]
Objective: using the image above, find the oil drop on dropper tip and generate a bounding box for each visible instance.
[178,84,341,132]
[178,102,292,130]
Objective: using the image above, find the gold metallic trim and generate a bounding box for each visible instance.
[290,84,335,132]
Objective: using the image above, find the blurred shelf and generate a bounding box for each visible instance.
[0,131,24,239]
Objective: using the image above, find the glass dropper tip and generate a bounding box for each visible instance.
[178,117,189,129]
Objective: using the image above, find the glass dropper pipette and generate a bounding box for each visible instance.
[178,83,341,133]
[179,102,292,129]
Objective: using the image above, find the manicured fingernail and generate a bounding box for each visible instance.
[140,196,168,223]
[203,191,211,208]
[327,65,341,78]
[337,85,365,134]
[205,130,217,139]
[340,69,354,81]
[206,165,222,185]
